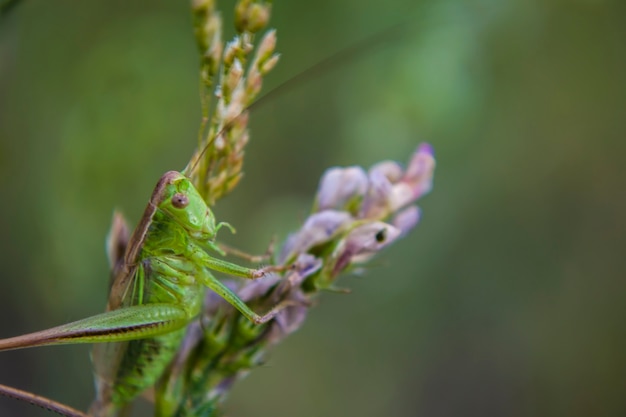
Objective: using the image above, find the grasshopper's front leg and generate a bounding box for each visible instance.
[199,269,293,324]
[0,304,192,352]
[182,249,294,324]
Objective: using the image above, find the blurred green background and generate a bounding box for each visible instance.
[0,0,624,416]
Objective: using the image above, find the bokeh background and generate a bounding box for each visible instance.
[0,0,624,416]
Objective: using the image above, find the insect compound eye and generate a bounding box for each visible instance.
[171,193,190,209]
[375,228,387,243]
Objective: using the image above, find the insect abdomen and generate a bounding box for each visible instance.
[111,329,185,405]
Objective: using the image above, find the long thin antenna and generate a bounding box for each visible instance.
[249,21,407,114]
[0,383,88,417]
[186,20,408,176]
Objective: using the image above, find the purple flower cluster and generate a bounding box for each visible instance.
[281,143,435,272]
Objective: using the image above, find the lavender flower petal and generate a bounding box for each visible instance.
[392,206,421,235]
[389,144,436,211]
[345,222,402,254]
[332,222,401,273]
[369,160,404,183]
[316,166,368,211]
[280,210,353,260]
[360,168,393,219]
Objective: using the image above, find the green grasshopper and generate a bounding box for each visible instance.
[0,169,291,417]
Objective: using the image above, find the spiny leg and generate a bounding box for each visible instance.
[0,383,88,417]
[200,252,291,279]
[199,270,295,324]
[0,304,191,351]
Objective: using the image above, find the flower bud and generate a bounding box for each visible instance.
[389,143,436,211]
[223,39,238,67]
[191,0,214,12]
[256,29,277,63]
[224,59,243,98]
[404,143,435,196]
[235,0,272,33]
[260,53,280,75]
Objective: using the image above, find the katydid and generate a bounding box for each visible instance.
[0,170,291,417]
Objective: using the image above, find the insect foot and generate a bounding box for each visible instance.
[252,264,292,279]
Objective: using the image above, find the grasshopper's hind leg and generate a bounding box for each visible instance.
[0,383,88,417]
[0,304,191,351]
